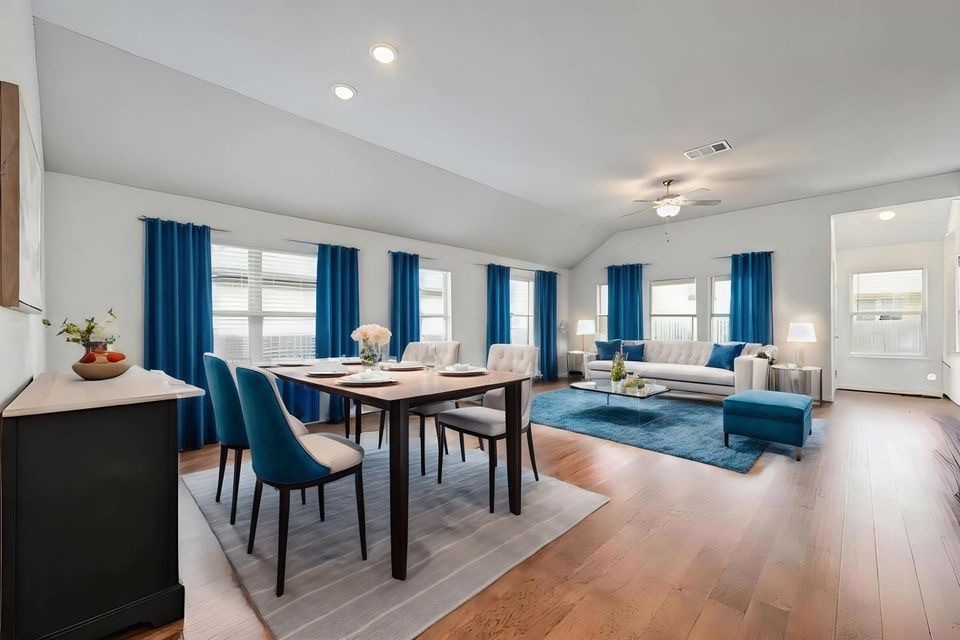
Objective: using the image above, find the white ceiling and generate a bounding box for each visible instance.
[833,197,956,250]
[31,0,960,264]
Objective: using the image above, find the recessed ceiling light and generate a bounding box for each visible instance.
[878,210,896,221]
[331,83,357,100]
[370,43,398,64]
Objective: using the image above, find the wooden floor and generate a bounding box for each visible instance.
[130,383,960,640]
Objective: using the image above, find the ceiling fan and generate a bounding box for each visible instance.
[622,179,721,218]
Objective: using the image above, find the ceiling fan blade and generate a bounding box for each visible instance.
[681,186,711,197]
[631,199,656,203]
[682,199,721,206]
[621,205,652,217]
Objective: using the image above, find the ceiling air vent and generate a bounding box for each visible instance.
[684,140,732,160]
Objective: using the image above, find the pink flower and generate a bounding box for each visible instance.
[351,323,392,345]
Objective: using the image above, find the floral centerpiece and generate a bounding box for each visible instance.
[351,323,392,370]
[43,309,130,380]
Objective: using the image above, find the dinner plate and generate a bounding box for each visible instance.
[305,370,347,378]
[437,367,487,376]
[338,357,363,365]
[274,360,310,367]
[335,375,397,386]
[382,362,425,371]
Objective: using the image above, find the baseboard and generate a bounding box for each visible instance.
[836,385,942,399]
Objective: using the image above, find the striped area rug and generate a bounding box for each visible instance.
[182,436,607,640]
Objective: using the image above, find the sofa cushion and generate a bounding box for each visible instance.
[706,342,746,371]
[622,343,644,362]
[723,390,812,421]
[635,362,735,386]
[595,339,621,360]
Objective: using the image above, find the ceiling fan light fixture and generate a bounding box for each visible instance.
[656,203,681,218]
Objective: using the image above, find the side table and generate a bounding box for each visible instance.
[771,364,823,405]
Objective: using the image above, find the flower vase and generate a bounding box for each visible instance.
[359,338,381,371]
[611,379,623,393]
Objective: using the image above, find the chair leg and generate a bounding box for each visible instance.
[378,411,386,449]
[437,423,445,484]
[488,439,497,513]
[344,398,351,439]
[354,401,362,445]
[795,447,802,462]
[301,488,306,505]
[526,427,540,482]
[459,431,466,462]
[230,448,243,525]
[247,479,263,554]
[478,438,484,452]
[439,417,449,455]
[277,488,291,597]
[216,444,228,503]
[420,415,427,476]
[318,483,325,521]
[355,468,367,560]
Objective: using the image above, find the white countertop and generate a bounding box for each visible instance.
[2,366,205,418]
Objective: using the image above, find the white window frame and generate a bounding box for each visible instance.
[212,243,317,363]
[419,268,452,342]
[596,284,608,338]
[849,268,926,358]
[650,278,698,341]
[510,278,535,346]
[711,274,731,343]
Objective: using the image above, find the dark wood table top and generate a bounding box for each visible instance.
[268,366,528,408]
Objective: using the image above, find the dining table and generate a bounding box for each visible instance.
[267,364,530,580]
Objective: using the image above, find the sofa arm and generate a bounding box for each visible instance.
[734,356,771,393]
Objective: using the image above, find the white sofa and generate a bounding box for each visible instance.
[585,340,777,396]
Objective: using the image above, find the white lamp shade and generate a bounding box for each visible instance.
[786,322,817,343]
[576,319,597,336]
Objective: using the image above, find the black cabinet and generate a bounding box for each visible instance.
[2,396,185,639]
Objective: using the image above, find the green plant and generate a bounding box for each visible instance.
[44,309,118,346]
[609,351,627,382]
[622,377,640,389]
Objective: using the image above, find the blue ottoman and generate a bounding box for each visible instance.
[723,390,813,461]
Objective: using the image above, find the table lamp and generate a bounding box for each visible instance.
[786,322,816,368]
[576,319,596,351]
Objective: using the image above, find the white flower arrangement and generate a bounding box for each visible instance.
[351,323,392,345]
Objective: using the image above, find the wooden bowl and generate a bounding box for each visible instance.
[72,360,132,381]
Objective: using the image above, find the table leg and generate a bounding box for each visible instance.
[343,397,351,439]
[354,401,362,444]
[504,380,523,516]
[388,399,410,579]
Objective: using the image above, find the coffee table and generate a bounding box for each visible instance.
[571,379,670,404]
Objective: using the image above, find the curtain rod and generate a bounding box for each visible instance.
[471,263,548,274]
[137,215,230,233]
[388,250,435,261]
[712,250,775,259]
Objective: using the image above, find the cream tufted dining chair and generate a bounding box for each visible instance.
[376,341,463,475]
[436,344,540,513]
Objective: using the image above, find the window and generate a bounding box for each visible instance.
[212,244,316,363]
[419,269,452,341]
[596,284,608,337]
[510,278,535,345]
[711,275,731,342]
[850,269,925,356]
[650,278,697,340]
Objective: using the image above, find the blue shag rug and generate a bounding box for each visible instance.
[531,389,823,473]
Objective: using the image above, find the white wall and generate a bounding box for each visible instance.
[834,242,943,397]
[0,0,45,406]
[941,201,960,404]
[43,172,569,379]
[569,171,960,401]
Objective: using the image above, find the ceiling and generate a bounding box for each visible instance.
[31,0,960,265]
[833,197,957,250]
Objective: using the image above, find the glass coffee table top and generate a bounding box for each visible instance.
[571,379,669,399]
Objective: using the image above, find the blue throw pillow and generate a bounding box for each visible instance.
[595,339,622,360]
[705,342,746,371]
[622,343,644,362]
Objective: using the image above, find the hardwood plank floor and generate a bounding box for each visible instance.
[126,384,960,639]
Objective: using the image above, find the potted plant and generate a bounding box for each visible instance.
[44,309,129,380]
[609,351,627,392]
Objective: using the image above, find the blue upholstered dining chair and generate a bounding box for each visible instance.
[235,366,367,597]
[202,353,251,525]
